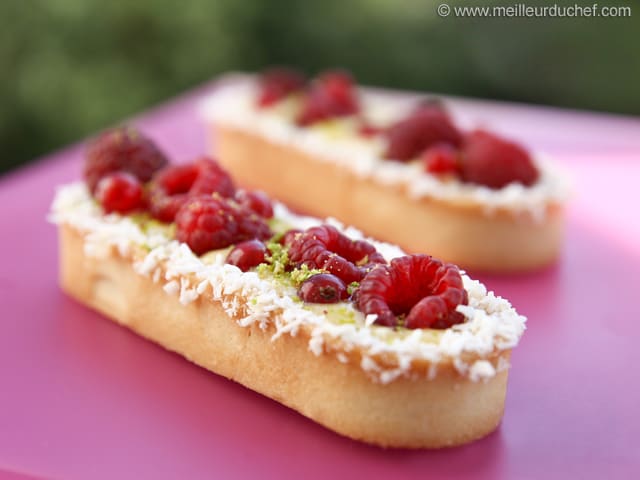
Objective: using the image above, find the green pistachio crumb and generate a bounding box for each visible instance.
[265,241,289,276]
[290,264,325,286]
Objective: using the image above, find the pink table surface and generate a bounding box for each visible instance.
[1,81,640,480]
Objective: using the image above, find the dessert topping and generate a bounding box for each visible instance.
[278,228,302,246]
[422,143,460,176]
[460,130,539,189]
[286,224,385,284]
[175,195,271,255]
[297,70,360,126]
[148,157,235,222]
[235,189,274,219]
[357,255,467,329]
[257,68,306,107]
[95,172,144,214]
[383,104,462,161]
[298,273,348,304]
[84,127,169,193]
[226,239,268,272]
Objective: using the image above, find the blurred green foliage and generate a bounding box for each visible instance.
[1,0,638,173]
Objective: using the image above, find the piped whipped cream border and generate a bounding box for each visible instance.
[50,182,526,384]
[200,75,569,219]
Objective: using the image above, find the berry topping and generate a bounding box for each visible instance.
[257,68,306,107]
[95,172,144,214]
[148,157,235,222]
[357,121,382,138]
[357,255,468,329]
[384,104,462,161]
[235,189,274,218]
[422,143,460,175]
[286,225,386,284]
[226,239,268,271]
[189,157,236,197]
[84,127,169,193]
[460,130,539,189]
[298,273,348,304]
[279,228,302,246]
[297,70,359,126]
[175,196,271,255]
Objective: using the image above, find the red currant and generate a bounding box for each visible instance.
[95,172,144,214]
[422,143,460,175]
[298,273,348,303]
[226,239,268,271]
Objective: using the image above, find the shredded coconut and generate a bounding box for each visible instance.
[51,182,526,383]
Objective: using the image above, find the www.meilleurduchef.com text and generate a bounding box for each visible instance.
[436,3,632,18]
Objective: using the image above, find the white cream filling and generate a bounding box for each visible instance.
[50,182,526,383]
[201,76,569,220]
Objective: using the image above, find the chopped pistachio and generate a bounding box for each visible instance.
[290,264,325,286]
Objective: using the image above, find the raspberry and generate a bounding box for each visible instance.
[460,130,539,189]
[148,157,235,222]
[235,189,274,218]
[298,273,348,304]
[226,239,268,271]
[84,127,169,193]
[422,143,460,175]
[357,255,467,329]
[257,68,306,107]
[279,228,302,246]
[286,225,386,284]
[175,196,271,255]
[95,172,144,214]
[384,104,462,161]
[296,70,359,126]
[189,157,236,198]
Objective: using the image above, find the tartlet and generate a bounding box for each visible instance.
[50,128,526,448]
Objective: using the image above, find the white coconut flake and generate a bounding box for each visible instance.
[50,182,527,383]
[469,360,496,382]
[163,280,179,295]
[364,314,378,327]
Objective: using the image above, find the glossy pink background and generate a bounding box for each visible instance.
[1,82,639,479]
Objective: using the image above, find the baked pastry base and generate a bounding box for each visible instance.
[59,224,508,448]
[213,125,564,272]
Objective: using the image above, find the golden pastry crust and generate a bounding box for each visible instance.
[59,224,510,448]
[212,125,564,272]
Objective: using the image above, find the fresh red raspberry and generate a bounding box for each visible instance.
[357,255,468,329]
[148,157,235,222]
[257,68,306,107]
[298,273,348,304]
[460,130,539,189]
[384,104,462,161]
[226,239,268,271]
[84,127,169,193]
[175,196,271,255]
[95,172,144,214]
[422,143,461,175]
[189,157,236,197]
[235,189,274,218]
[286,225,386,284]
[279,228,302,246]
[296,70,359,126]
